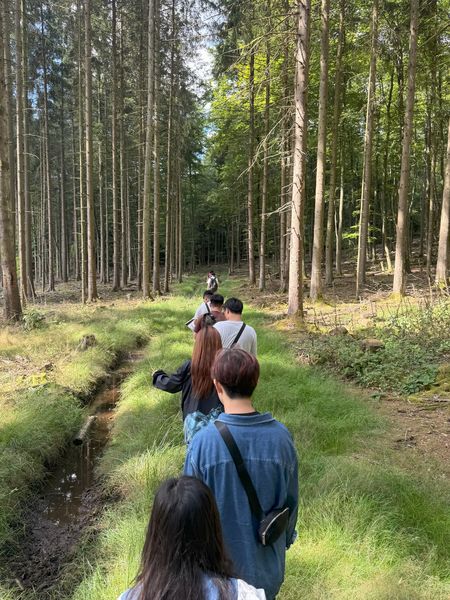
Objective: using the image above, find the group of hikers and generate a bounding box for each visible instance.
[119,275,299,600]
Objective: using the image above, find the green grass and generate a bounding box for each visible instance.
[0,299,153,598]
[59,278,449,600]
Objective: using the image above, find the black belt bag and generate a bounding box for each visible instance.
[214,421,290,546]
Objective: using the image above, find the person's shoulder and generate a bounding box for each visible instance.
[188,420,220,453]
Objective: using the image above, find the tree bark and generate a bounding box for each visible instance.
[258,1,271,292]
[111,0,120,291]
[0,0,22,320]
[15,0,28,301]
[84,0,97,301]
[325,0,345,285]
[288,0,310,317]
[435,117,450,286]
[247,41,256,286]
[142,0,155,298]
[310,0,329,300]
[152,0,161,294]
[392,0,419,295]
[356,0,377,297]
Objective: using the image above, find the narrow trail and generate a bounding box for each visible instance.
[5,350,145,598]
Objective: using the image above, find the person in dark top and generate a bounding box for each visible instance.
[152,326,222,420]
[194,294,226,333]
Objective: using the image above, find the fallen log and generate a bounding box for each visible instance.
[73,415,96,445]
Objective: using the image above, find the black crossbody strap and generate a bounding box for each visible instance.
[205,302,211,314]
[232,322,246,346]
[214,421,264,520]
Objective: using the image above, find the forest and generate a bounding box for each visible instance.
[0,0,449,599]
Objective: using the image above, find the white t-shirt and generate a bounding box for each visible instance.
[213,320,257,355]
[187,301,210,331]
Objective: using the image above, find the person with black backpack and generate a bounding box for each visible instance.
[207,271,219,293]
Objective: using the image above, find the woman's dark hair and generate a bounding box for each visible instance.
[212,348,260,398]
[191,326,222,399]
[223,297,243,314]
[135,477,234,600]
[203,290,214,300]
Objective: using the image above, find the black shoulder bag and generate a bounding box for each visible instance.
[214,421,290,546]
[231,322,246,347]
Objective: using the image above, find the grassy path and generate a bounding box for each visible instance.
[60,279,450,600]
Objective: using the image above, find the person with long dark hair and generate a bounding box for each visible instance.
[152,326,222,420]
[118,476,265,600]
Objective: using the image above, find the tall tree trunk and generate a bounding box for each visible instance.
[142,0,155,298]
[258,1,271,291]
[119,12,127,288]
[380,69,394,273]
[435,117,450,286]
[71,113,80,280]
[60,63,68,283]
[0,0,22,320]
[325,0,345,285]
[111,0,120,291]
[392,0,419,295]
[152,0,161,294]
[85,0,97,301]
[41,3,54,291]
[247,41,256,286]
[335,154,344,274]
[164,0,175,293]
[15,0,28,300]
[78,0,86,301]
[288,0,310,317]
[310,0,329,300]
[356,0,378,297]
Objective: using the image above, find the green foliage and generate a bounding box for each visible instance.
[308,299,450,395]
[22,309,46,331]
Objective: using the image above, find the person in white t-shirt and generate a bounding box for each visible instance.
[214,297,257,356]
[186,290,214,332]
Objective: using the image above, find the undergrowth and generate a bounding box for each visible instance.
[307,297,450,396]
[60,280,450,600]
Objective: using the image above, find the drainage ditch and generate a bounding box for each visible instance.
[5,350,143,597]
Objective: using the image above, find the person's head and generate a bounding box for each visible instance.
[209,270,216,277]
[136,476,234,600]
[223,297,243,319]
[210,293,224,310]
[212,348,260,401]
[191,326,222,399]
[203,290,214,302]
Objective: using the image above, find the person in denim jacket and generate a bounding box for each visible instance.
[184,349,298,600]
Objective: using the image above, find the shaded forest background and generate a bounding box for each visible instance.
[0,0,449,320]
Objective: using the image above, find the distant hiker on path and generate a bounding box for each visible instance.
[186,290,214,331]
[184,349,298,600]
[118,476,266,600]
[207,270,219,293]
[152,326,222,420]
[214,297,257,355]
[194,293,226,333]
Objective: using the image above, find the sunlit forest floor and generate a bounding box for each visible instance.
[0,271,449,599]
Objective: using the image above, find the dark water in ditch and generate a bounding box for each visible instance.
[7,352,142,595]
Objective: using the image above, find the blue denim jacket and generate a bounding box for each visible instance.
[184,412,298,600]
